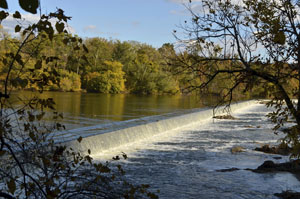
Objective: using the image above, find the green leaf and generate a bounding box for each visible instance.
[29,131,36,141]
[83,44,89,53]
[71,37,77,42]
[2,58,7,65]
[274,31,286,45]
[81,55,88,62]
[18,0,39,14]
[0,150,6,156]
[0,0,8,9]
[12,77,28,88]
[13,11,21,19]
[0,10,8,21]
[55,22,64,33]
[24,123,30,131]
[28,113,35,122]
[74,46,80,51]
[7,179,16,194]
[20,79,28,88]
[122,152,127,159]
[63,38,69,45]
[34,60,42,69]
[77,136,83,143]
[15,25,21,33]
[36,112,45,121]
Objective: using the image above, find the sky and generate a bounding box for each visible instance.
[2,0,194,48]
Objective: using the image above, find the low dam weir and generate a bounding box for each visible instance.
[60,100,256,155]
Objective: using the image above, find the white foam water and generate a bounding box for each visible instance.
[93,102,300,199]
[61,100,257,155]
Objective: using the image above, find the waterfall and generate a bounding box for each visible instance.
[58,100,257,155]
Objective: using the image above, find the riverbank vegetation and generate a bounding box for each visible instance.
[0,30,179,95]
[0,21,285,97]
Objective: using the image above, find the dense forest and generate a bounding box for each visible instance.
[0,25,178,95]
[0,25,291,98]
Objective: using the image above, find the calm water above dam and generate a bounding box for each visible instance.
[11,91,219,129]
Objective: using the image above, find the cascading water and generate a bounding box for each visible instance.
[60,100,256,154]
[89,101,300,199]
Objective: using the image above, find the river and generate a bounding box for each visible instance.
[93,103,300,199]
[10,92,300,198]
[11,91,219,130]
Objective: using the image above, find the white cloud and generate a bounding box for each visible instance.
[169,9,188,15]
[1,13,75,37]
[83,25,97,32]
[83,25,119,37]
[168,0,203,16]
[131,21,140,27]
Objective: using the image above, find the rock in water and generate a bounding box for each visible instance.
[275,191,300,199]
[216,168,240,172]
[231,146,245,154]
[254,143,292,155]
[257,160,276,170]
[252,160,300,174]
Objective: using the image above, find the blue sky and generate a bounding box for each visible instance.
[3,0,192,47]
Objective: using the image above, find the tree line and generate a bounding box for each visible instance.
[0,28,179,95]
[0,26,283,98]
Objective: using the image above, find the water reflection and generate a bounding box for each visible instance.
[11,91,218,129]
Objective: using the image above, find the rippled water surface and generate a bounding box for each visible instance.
[94,104,300,199]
